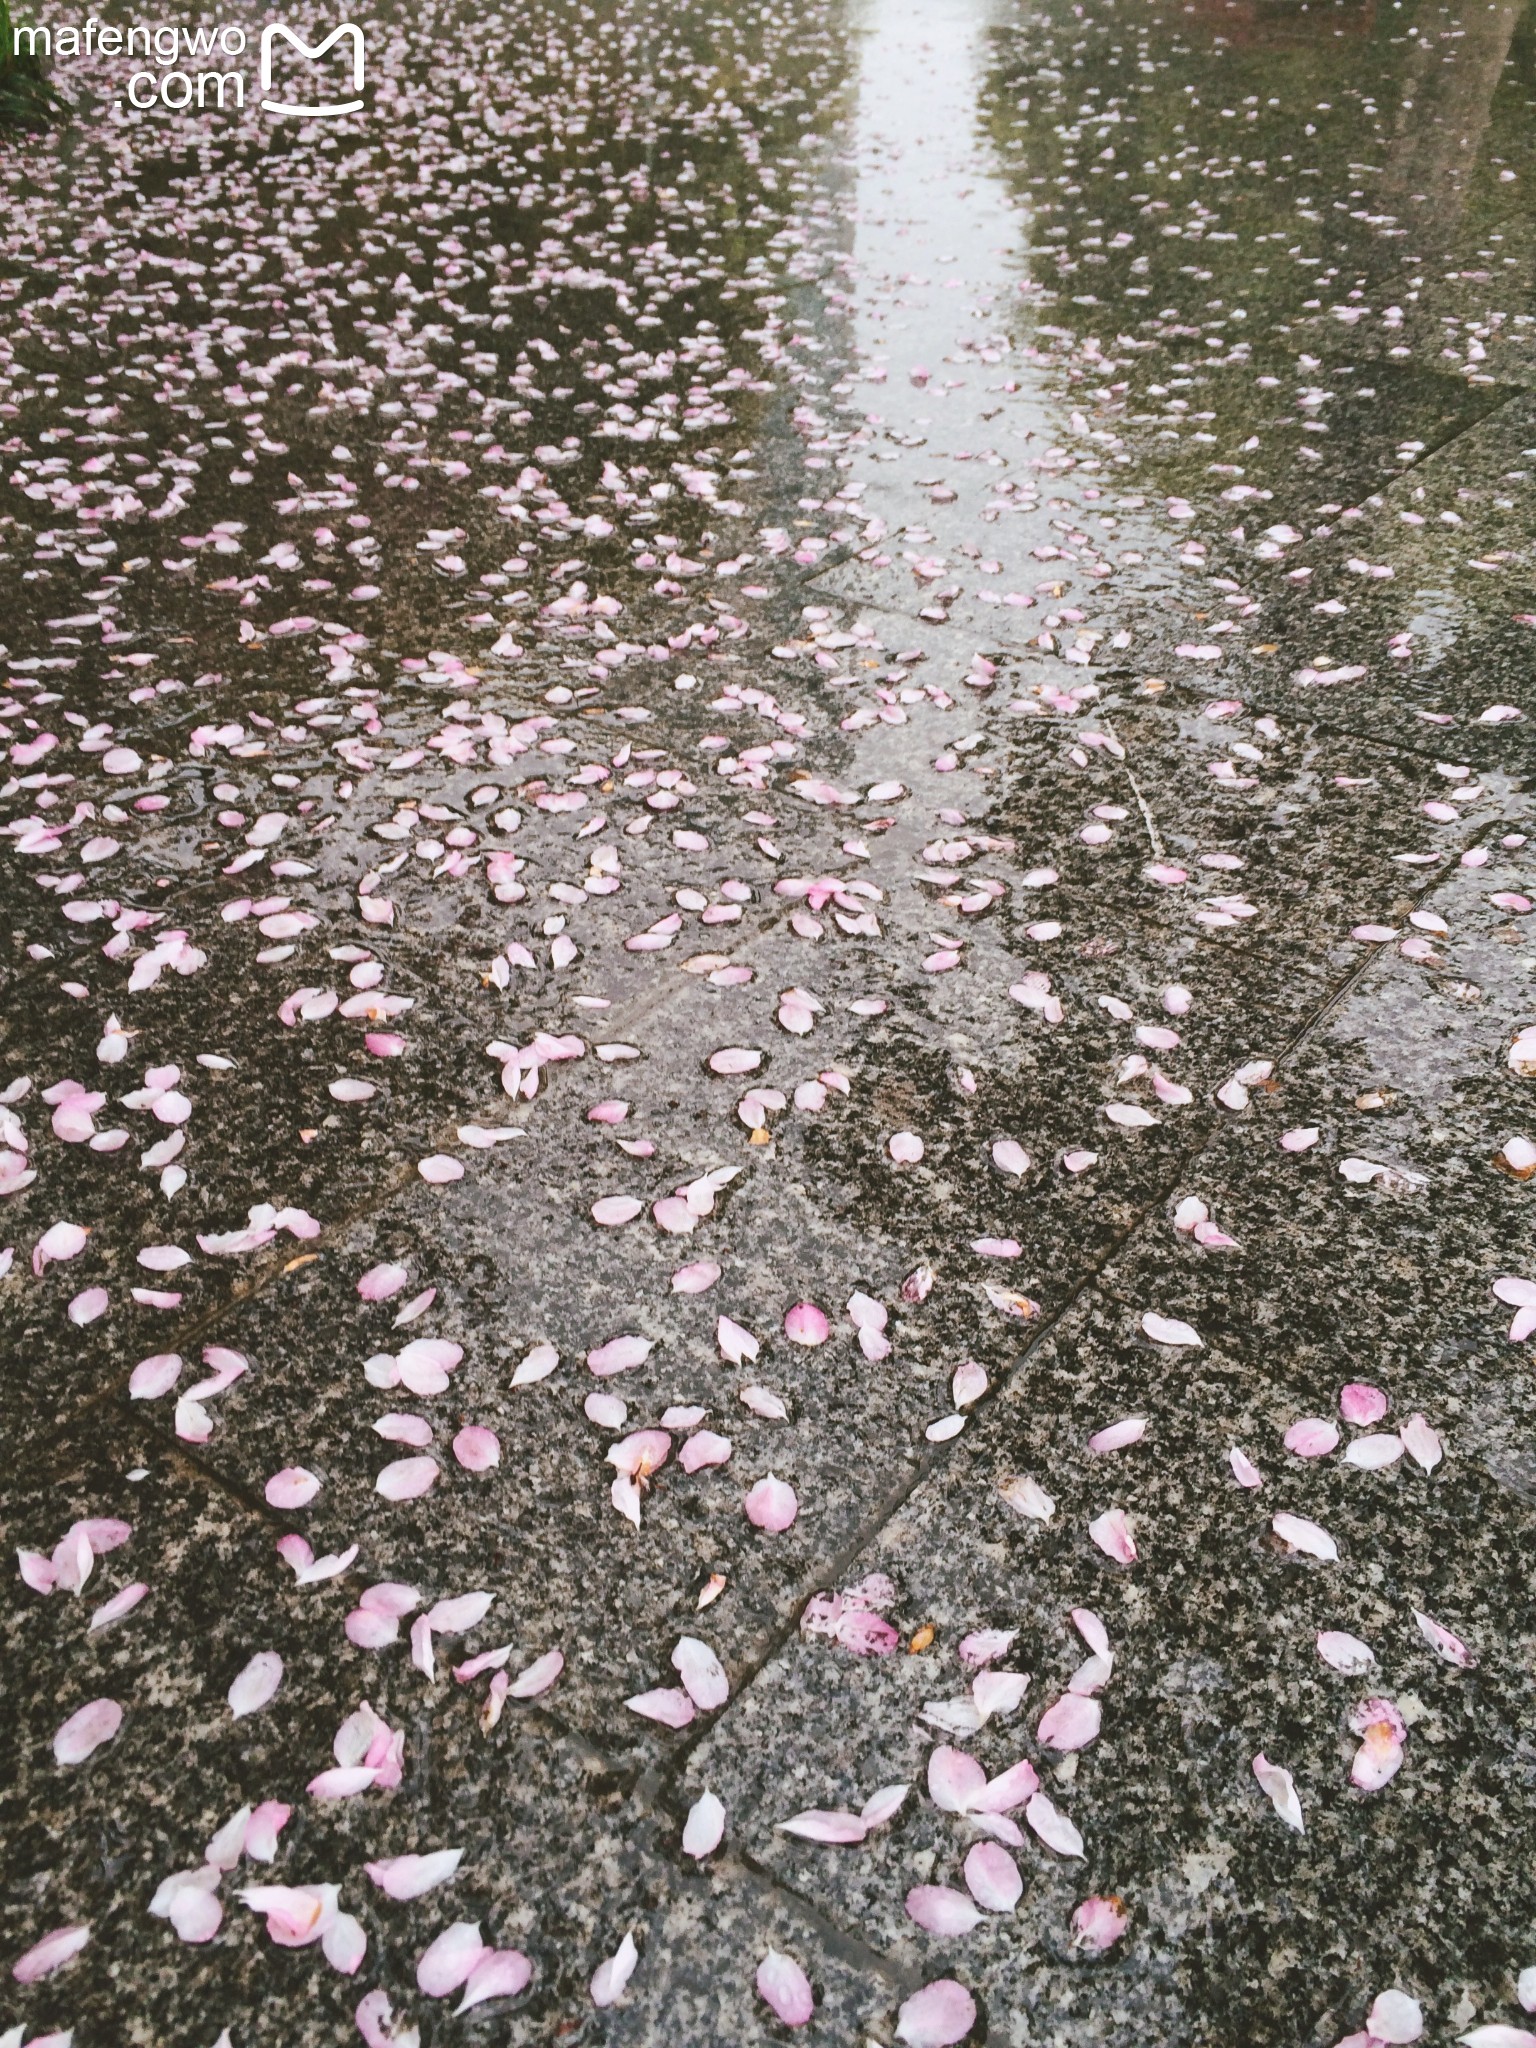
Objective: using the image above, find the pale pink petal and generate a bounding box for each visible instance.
[928,1745,987,1815]
[1458,2030,1536,2048]
[906,1886,983,1936]
[672,1636,728,1711]
[1252,1753,1305,1832]
[756,1949,814,2027]
[1343,1433,1404,1471]
[457,1948,532,2012]
[1036,1693,1101,1752]
[896,1978,977,2047]
[1400,1413,1443,1472]
[963,1841,1022,1913]
[1317,1631,1376,1675]
[323,1912,367,1975]
[1284,1418,1339,1459]
[682,1790,726,1858]
[1272,1512,1337,1561]
[376,1456,440,1500]
[889,1130,925,1163]
[1025,1792,1084,1857]
[53,1697,122,1765]
[1088,1416,1146,1454]
[591,1931,639,2009]
[680,1430,732,1473]
[1340,1382,1388,1425]
[418,1921,487,1996]
[508,1649,565,1699]
[13,1923,91,1982]
[1141,1310,1201,1347]
[1071,1896,1129,1950]
[672,1260,721,1294]
[745,1473,798,1531]
[592,1196,643,1226]
[265,1466,322,1509]
[1088,1508,1137,1564]
[229,1651,283,1718]
[860,1782,910,1828]
[587,1333,653,1377]
[1414,1610,1476,1668]
[418,1154,464,1184]
[1229,1446,1264,1489]
[169,1882,224,1945]
[1367,1989,1424,2042]
[624,1687,695,1729]
[452,1427,501,1472]
[68,1286,110,1325]
[777,1809,868,1844]
[783,1300,830,1346]
[365,1850,464,1901]
[89,1581,148,1631]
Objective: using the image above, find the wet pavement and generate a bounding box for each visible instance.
[3,0,1536,2042]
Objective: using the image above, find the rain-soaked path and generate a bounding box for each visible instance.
[4,0,1536,2041]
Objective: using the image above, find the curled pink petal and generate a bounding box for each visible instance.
[1414,1610,1476,1668]
[744,1473,798,1531]
[1025,1791,1084,1857]
[365,1849,464,1900]
[508,1649,565,1699]
[896,1978,977,2047]
[358,1262,409,1301]
[591,1930,639,2009]
[1088,1508,1137,1564]
[756,1949,814,2027]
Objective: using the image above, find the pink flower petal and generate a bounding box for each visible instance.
[928,1745,987,1814]
[683,1790,726,1859]
[889,1130,925,1163]
[1071,1895,1129,1950]
[365,1850,464,1901]
[1340,1382,1388,1425]
[896,1978,977,2047]
[12,1923,91,1983]
[228,1650,283,1718]
[906,1886,983,1936]
[587,1333,653,1377]
[508,1649,565,1699]
[592,1196,643,1226]
[1036,1693,1101,1752]
[744,1473,798,1531]
[963,1841,1022,1913]
[672,1635,728,1711]
[624,1686,696,1729]
[265,1466,322,1509]
[783,1300,829,1346]
[1284,1417,1339,1458]
[457,1948,532,2013]
[418,1154,465,1184]
[417,1920,487,1997]
[376,1456,440,1501]
[1414,1610,1476,1668]
[756,1949,814,2027]
[591,1931,639,2009]
[672,1260,721,1294]
[358,1262,409,1301]
[53,1697,122,1765]
[452,1426,501,1472]
[1089,1507,1137,1564]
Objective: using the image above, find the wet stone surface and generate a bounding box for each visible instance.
[3,0,1536,2042]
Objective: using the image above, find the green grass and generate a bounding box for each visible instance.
[0,0,64,129]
